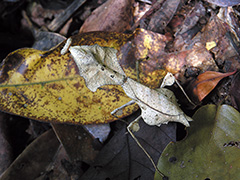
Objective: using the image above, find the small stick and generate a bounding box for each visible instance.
[48,0,86,31]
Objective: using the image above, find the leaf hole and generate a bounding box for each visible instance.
[101,67,105,71]
[223,141,239,147]
[205,178,210,180]
[169,156,177,163]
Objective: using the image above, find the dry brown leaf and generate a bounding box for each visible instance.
[79,0,134,33]
[192,70,237,101]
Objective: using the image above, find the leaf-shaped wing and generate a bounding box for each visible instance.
[70,44,126,92]
[122,78,192,127]
[71,44,192,127]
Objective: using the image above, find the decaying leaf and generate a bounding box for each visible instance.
[0,31,138,125]
[52,123,99,164]
[173,1,207,51]
[147,0,181,33]
[70,44,192,127]
[230,70,240,110]
[0,28,217,125]
[202,14,239,72]
[155,104,240,180]
[0,129,60,180]
[205,0,240,7]
[191,70,236,101]
[80,118,176,180]
[79,0,134,33]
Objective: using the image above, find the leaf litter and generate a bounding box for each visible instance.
[0,0,240,179]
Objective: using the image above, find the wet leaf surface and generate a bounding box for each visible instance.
[155,104,240,180]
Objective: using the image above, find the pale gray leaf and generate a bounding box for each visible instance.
[69,44,126,92]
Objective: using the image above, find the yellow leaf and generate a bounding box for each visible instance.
[0,29,175,124]
[0,32,138,124]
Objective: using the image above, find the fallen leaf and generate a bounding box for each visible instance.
[147,0,181,33]
[36,145,72,180]
[202,14,240,72]
[118,28,169,88]
[80,117,176,180]
[230,70,240,110]
[0,129,60,180]
[191,70,236,101]
[52,123,99,164]
[70,44,192,127]
[173,1,207,51]
[79,0,134,33]
[155,104,240,180]
[0,113,12,175]
[0,31,138,125]
[205,0,240,7]
[0,28,218,125]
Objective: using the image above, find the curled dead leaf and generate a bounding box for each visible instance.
[191,70,237,101]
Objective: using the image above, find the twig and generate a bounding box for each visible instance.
[48,0,86,32]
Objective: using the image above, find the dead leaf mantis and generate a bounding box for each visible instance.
[62,38,193,178]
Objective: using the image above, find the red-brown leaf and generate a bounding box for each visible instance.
[192,70,237,101]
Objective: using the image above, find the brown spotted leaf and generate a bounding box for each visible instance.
[0,29,171,125]
[0,31,138,125]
